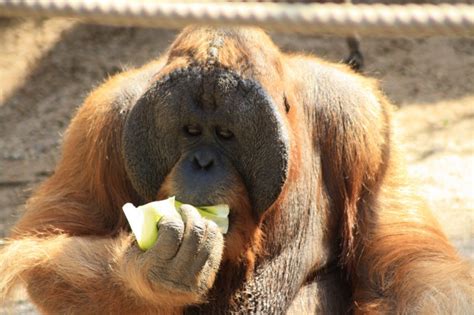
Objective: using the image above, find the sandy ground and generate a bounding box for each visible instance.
[0,17,472,313]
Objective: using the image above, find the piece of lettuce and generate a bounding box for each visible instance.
[123,197,229,251]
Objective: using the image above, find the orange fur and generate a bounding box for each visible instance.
[350,149,473,314]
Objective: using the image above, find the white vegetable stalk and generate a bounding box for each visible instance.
[123,197,229,251]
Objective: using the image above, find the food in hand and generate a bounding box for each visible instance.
[123,197,229,250]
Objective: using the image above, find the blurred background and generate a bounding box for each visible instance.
[0,0,472,312]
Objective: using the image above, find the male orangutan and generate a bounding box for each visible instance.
[0,26,471,314]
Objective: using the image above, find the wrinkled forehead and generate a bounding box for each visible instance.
[149,66,287,121]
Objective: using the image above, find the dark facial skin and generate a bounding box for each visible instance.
[123,66,289,215]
